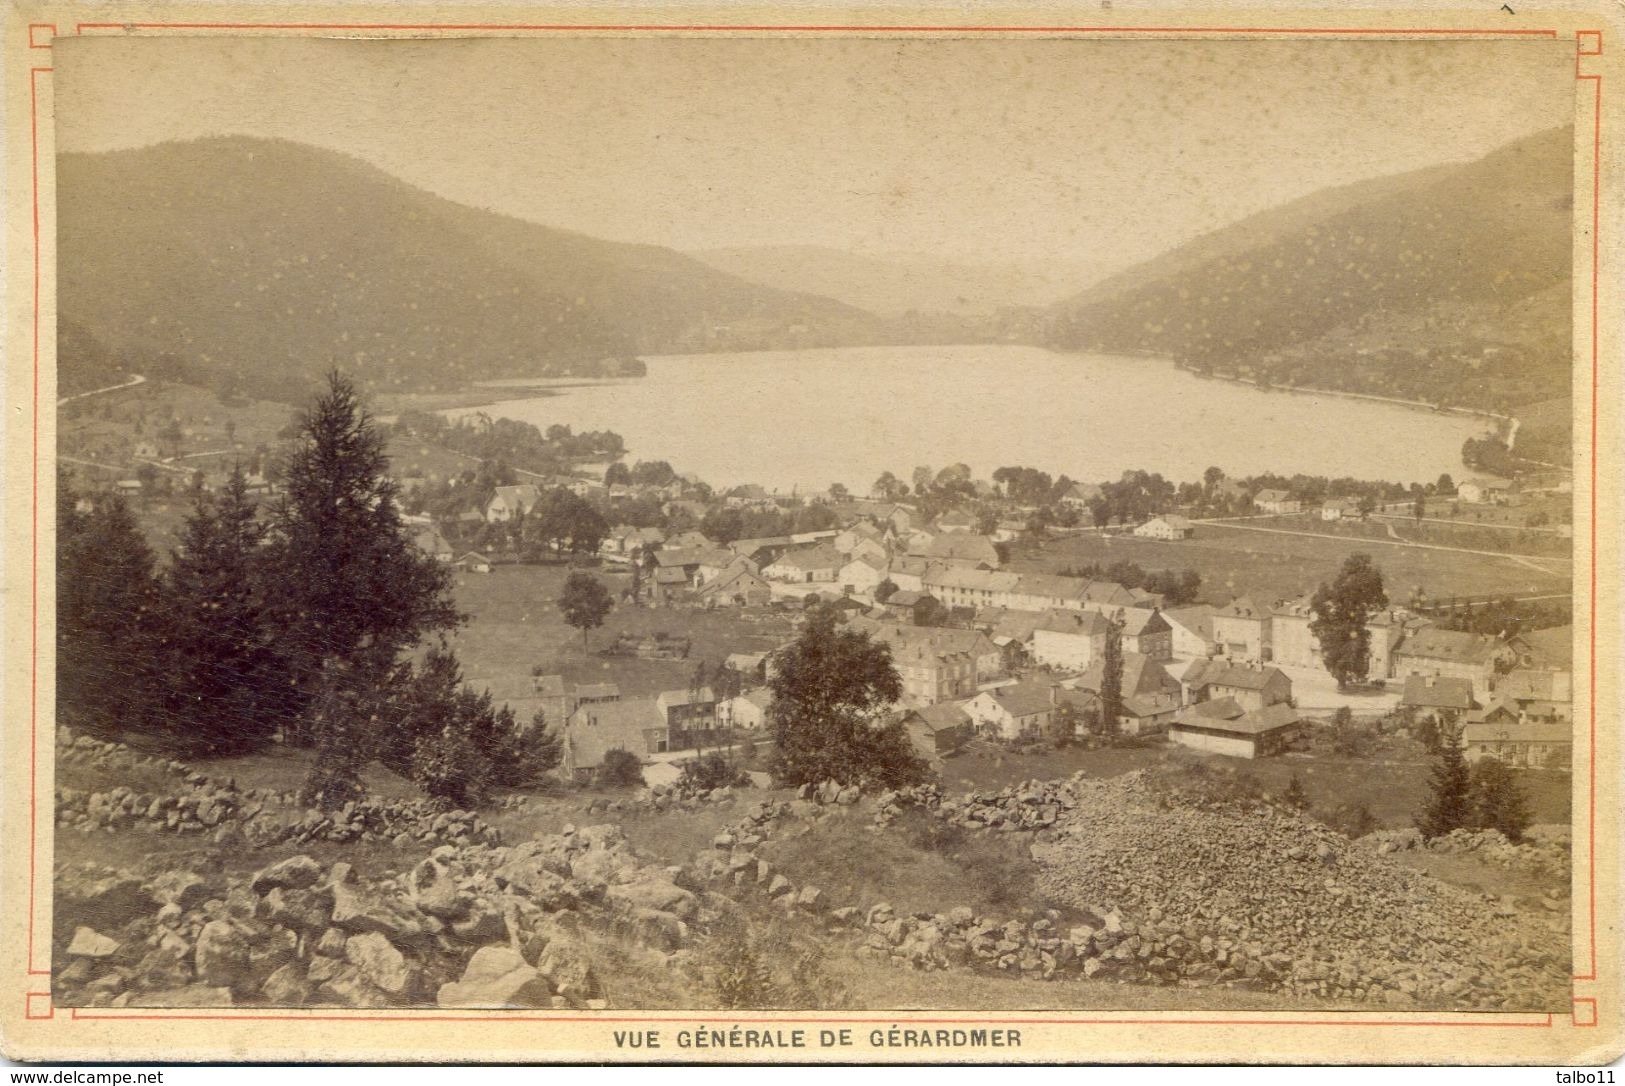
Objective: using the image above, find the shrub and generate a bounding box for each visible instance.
[599,749,645,788]
[678,751,746,793]
[1471,757,1532,842]
[1320,801,1378,839]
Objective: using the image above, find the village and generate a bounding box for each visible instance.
[464,487,1573,785]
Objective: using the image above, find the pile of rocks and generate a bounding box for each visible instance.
[54,823,713,1010]
[796,780,863,806]
[874,778,1077,834]
[56,730,502,852]
[1363,825,1571,879]
[1029,772,1570,1008]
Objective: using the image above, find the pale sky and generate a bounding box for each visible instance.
[54,35,1575,273]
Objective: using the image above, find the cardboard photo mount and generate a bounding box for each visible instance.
[2,1,1621,1063]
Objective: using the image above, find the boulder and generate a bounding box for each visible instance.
[345,932,418,996]
[606,879,698,921]
[438,946,553,1008]
[147,871,211,912]
[409,858,469,919]
[66,926,120,959]
[535,933,601,1006]
[193,921,252,988]
[250,855,324,894]
[261,962,315,1005]
[315,964,394,1008]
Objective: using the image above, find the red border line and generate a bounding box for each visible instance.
[73,22,1562,35]
[68,1009,1556,1027]
[27,23,1603,1023]
[28,64,50,978]
[28,24,57,47]
[1574,34,1602,984]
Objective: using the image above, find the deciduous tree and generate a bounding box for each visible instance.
[559,571,613,647]
[1309,553,1389,689]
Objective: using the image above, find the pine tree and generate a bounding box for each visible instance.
[1416,721,1473,839]
[1472,757,1533,842]
[161,465,291,754]
[57,483,165,734]
[1099,614,1125,735]
[268,372,461,754]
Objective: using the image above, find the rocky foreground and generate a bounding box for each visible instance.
[53,732,1571,1011]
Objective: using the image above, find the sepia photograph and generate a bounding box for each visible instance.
[4,9,1621,1065]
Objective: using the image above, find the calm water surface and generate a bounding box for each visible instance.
[456,345,1484,492]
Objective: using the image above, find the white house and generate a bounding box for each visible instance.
[963,681,1056,741]
[719,688,773,730]
[1252,489,1300,515]
[1030,609,1113,671]
[1133,515,1194,541]
[837,555,888,596]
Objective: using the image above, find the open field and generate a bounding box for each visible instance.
[1240,510,1572,558]
[447,562,798,714]
[1013,521,1570,605]
[936,740,1570,831]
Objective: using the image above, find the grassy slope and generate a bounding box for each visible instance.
[1009,524,1570,606]
[446,563,798,712]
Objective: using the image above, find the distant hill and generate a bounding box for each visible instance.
[57,137,886,402]
[691,245,1095,315]
[1043,126,1574,420]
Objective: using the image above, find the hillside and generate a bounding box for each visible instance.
[57,137,885,402]
[691,245,1094,316]
[1043,127,1575,422]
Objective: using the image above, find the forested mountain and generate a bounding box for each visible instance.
[1043,126,1574,418]
[57,137,885,402]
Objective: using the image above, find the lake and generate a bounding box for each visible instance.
[456,345,1485,492]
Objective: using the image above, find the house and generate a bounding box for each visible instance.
[1391,629,1518,699]
[1133,515,1195,541]
[1320,499,1358,521]
[1117,608,1173,660]
[1031,609,1113,671]
[900,703,974,761]
[731,536,796,565]
[650,566,692,603]
[834,521,888,556]
[1461,710,1571,769]
[885,555,941,594]
[1053,687,1103,738]
[1520,626,1573,671]
[964,681,1057,741]
[696,566,772,608]
[1400,675,1477,723]
[654,548,709,581]
[696,549,753,584]
[848,618,1002,707]
[1181,659,1293,713]
[606,525,664,556]
[485,484,541,522]
[725,484,775,509]
[933,509,978,534]
[1252,489,1300,515]
[991,520,1028,544]
[724,651,769,681]
[1169,700,1304,759]
[922,567,1023,611]
[561,698,669,781]
[1493,669,1573,722]
[976,607,1047,667]
[762,544,843,583]
[1212,597,1272,662]
[454,552,494,574]
[665,530,714,551]
[1272,598,1426,678]
[883,589,939,626]
[1080,580,1144,615]
[1163,605,1218,658]
[1073,652,1183,735]
[1058,482,1103,511]
[719,687,774,730]
[837,555,889,596]
[846,536,891,566]
[413,526,454,562]
[532,674,571,729]
[1457,480,1510,505]
[912,533,1002,569]
[656,686,719,747]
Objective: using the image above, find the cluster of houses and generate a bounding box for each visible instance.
[1395,625,1574,769]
